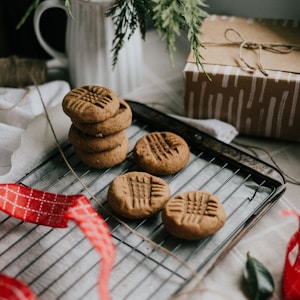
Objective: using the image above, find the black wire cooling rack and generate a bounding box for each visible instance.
[0,100,286,300]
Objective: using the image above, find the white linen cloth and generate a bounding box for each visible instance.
[0,80,71,182]
[170,115,238,143]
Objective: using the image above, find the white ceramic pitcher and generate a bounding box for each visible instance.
[33,0,143,96]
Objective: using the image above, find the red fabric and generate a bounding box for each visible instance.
[282,210,300,300]
[0,183,115,300]
[0,274,38,300]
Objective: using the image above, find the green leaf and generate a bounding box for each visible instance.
[16,0,41,30]
[244,252,274,300]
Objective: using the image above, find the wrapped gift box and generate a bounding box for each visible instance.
[183,15,300,141]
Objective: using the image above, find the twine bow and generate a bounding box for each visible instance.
[205,27,300,76]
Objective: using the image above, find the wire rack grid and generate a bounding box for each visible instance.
[0,101,285,300]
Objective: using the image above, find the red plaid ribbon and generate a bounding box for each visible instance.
[0,183,115,300]
[282,209,300,300]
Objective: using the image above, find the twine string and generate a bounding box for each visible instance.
[224,28,269,76]
[233,141,300,186]
[204,27,300,76]
[0,56,47,88]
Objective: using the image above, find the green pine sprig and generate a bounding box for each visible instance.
[107,0,208,70]
[16,0,41,30]
[106,0,154,67]
[182,0,208,69]
[16,0,72,30]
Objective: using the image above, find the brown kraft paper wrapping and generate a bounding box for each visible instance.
[184,15,300,141]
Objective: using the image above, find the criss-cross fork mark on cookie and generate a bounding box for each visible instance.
[78,86,115,108]
[127,174,167,210]
[146,132,182,161]
[107,171,171,219]
[133,131,190,176]
[168,191,220,225]
[62,85,120,123]
[162,190,226,239]
[68,86,116,109]
[186,191,219,216]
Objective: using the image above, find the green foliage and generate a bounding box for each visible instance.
[106,0,154,67]
[244,252,274,300]
[19,0,207,69]
[152,0,207,68]
[16,0,41,30]
[16,0,71,29]
[107,0,208,69]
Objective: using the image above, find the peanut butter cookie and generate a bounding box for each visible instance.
[72,99,132,136]
[162,190,226,240]
[133,131,190,175]
[62,85,120,123]
[107,171,171,219]
[74,135,129,169]
[68,125,126,153]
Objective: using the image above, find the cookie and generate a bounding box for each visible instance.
[161,190,226,240]
[107,171,171,219]
[74,135,129,169]
[133,131,190,175]
[72,99,132,136]
[68,124,126,152]
[62,85,120,123]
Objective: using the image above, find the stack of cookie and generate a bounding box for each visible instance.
[62,85,132,169]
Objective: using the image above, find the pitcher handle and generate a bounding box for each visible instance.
[33,0,68,68]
